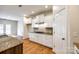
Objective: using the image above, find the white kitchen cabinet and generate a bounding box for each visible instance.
[29,33,53,48]
[44,14,53,27]
[24,17,32,24]
[43,34,53,47]
[29,33,38,42]
[38,14,44,23]
[31,13,53,28]
[32,18,38,28]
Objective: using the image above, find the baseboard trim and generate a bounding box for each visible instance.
[25,39,52,49]
[23,38,29,40]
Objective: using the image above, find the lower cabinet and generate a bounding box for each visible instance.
[0,44,23,54]
[29,33,53,48]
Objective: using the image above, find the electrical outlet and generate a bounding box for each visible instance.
[73,32,78,38]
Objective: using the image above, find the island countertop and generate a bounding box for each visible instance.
[0,36,23,53]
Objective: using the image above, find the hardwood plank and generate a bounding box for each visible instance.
[23,39,55,54]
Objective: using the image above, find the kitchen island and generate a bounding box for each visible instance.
[0,35,23,54]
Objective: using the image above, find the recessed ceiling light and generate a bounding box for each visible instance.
[45,5,48,8]
[32,11,35,13]
[53,6,59,10]
[18,5,22,7]
[24,14,27,16]
[36,16,39,18]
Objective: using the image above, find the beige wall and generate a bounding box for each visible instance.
[23,17,30,39]
[67,6,79,53]
[23,24,29,39]
[68,6,79,43]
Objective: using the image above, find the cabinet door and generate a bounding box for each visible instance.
[32,18,36,27]
[29,33,39,43]
[38,34,45,44]
[29,33,36,41]
[53,9,67,54]
[43,35,53,48]
[44,14,53,27]
[24,18,32,24]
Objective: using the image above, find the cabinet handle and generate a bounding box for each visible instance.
[62,38,65,40]
[54,32,55,34]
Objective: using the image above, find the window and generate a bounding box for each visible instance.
[5,24,11,35]
[0,24,4,34]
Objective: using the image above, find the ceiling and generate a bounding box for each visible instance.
[0,5,52,21]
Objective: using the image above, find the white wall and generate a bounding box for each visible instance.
[0,19,17,35]
[23,17,30,39]
[17,17,24,37]
[0,13,25,37]
[0,14,19,21]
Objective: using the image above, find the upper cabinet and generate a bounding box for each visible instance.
[24,17,32,24]
[31,17,39,28]
[44,14,53,27]
[31,13,53,28]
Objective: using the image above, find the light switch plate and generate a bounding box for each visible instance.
[73,32,78,38]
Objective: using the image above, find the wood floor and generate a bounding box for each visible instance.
[23,39,55,54]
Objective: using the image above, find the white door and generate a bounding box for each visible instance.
[53,9,67,54]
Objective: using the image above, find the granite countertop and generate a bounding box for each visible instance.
[30,32,53,35]
[0,36,23,53]
[74,42,79,49]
